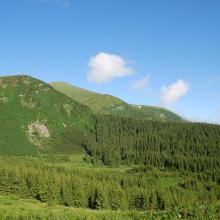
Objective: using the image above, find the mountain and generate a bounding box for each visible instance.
[1,75,220,219]
[0,74,183,157]
[50,82,184,122]
[0,75,94,156]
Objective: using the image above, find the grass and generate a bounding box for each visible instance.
[19,153,136,173]
[0,75,95,156]
[50,81,125,114]
[0,194,218,220]
[51,81,184,122]
[0,194,153,220]
[159,176,183,188]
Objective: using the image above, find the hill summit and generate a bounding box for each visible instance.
[0,75,94,156]
[50,81,184,122]
[0,74,184,157]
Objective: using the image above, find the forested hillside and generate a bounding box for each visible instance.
[51,82,184,122]
[84,116,220,182]
[0,75,220,219]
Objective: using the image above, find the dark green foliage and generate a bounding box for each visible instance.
[55,126,85,153]
[84,115,220,181]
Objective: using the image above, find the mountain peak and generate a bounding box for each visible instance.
[51,81,185,122]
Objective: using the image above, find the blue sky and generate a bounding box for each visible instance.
[0,0,220,123]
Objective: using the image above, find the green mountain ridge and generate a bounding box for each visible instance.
[0,75,94,156]
[50,81,184,122]
[0,74,184,157]
[0,75,220,219]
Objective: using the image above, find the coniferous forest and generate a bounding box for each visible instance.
[84,116,220,181]
[0,155,219,220]
[0,115,220,219]
[0,75,219,219]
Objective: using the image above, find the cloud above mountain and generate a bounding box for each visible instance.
[213,108,220,124]
[131,75,150,91]
[87,53,133,84]
[208,76,220,84]
[160,79,190,107]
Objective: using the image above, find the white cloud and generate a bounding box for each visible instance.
[213,108,220,124]
[131,75,150,91]
[160,79,190,107]
[208,76,220,84]
[87,53,133,84]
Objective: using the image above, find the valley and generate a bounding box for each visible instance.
[0,75,219,219]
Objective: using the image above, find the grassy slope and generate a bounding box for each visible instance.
[0,194,182,220]
[50,82,185,122]
[1,194,218,220]
[0,75,94,156]
[51,81,125,113]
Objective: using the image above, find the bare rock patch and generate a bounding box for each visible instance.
[27,120,50,148]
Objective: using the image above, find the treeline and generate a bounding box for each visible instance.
[83,116,220,182]
[0,157,219,212]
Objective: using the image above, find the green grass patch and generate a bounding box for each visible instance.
[159,177,183,188]
[0,194,218,220]
[51,81,184,122]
